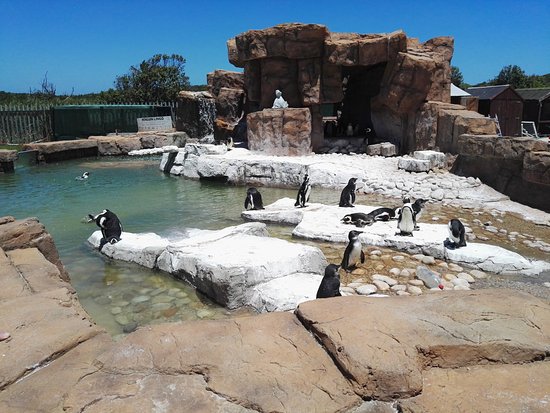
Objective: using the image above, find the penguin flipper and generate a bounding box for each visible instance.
[360,250,365,264]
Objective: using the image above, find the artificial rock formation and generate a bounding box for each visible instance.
[213,23,498,155]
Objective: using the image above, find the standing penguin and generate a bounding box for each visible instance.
[88,209,123,251]
[339,178,357,207]
[295,174,311,208]
[316,264,342,298]
[397,201,416,236]
[447,218,467,248]
[341,230,365,272]
[411,198,427,230]
[244,187,264,210]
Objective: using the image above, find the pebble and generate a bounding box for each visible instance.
[408,279,425,287]
[448,263,464,272]
[340,286,356,294]
[437,262,449,269]
[400,269,412,277]
[444,273,457,281]
[541,246,550,253]
[356,284,378,295]
[396,290,411,296]
[412,254,425,261]
[477,235,489,241]
[352,268,367,275]
[373,274,398,286]
[543,282,550,288]
[149,288,166,297]
[352,278,365,284]
[347,282,365,289]
[485,226,498,233]
[389,268,401,277]
[152,303,172,311]
[122,322,138,334]
[370,250,382,256]
[375,264,385,271]
[115,315,130,326]
[110,307,122,315]
[451,278,470,288]
[421,256,436,265]
[407,285,423,295]
[373,280,390,291]
[453,284,471,291]
[112,300,130,307]
[197,309,214,319]
[457,272,476,283]
[95,296,111,305]
[131,295,150,304]
[469,270,487,279]
[390,284,407,292]
[431,217,440,221]
[392,255,405,262]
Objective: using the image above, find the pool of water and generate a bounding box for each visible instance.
[0,156,338,337]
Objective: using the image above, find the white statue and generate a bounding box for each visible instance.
[272,89,289,109]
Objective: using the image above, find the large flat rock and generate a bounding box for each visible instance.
[62,312,361,413]
[242,200,549,275]
[89,222,327,312]
[399,362,550,413]
[296,289,550,401]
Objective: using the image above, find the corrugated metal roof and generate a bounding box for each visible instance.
[466,85,510,100]
[516,88,550,101]
[451,84,470,97]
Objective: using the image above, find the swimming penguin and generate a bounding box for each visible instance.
[75,171,90,181]
[411,198,427,230]
[447,218,467,249]
[339,178,357,207]
[316,264,342,299]
[244,187,264,210]
[397,201,415,236]
[87,209,123,250]
[295,174,311,208]
[341,230,365,272]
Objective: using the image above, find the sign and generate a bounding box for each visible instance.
[137,116,173,132]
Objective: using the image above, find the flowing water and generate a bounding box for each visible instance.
[1,157,549,337]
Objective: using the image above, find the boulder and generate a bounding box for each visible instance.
[398,157,432,172]
[367,142,397,157]
[207,69,245,97]
[0,217,69,281]
[157,230,327,309]
[247,108,312,156]
[22,139,98,162]
[413,150,446,168]
[241,197,324,225]
[63,313,361,412]
[296,289,550,400]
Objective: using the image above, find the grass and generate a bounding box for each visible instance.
[0,144,24,151]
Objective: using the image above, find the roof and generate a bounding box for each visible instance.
[466,85,511,100]
[516,88,550,101]
[451,84,470,97]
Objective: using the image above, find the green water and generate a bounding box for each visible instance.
[0,156,339,336]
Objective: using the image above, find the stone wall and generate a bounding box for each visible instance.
[175,91,215,139]
[217,23,480,155]
[247,108,312,156]
[453,135,550,211]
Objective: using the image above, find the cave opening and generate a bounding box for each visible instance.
[323,62,387,145]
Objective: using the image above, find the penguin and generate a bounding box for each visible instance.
[244,187,264,210]
[411,198,427,230]
[447,218,467,249]
[341,212,373,227]
[75,171,90,181]
[316,264,342,299]
[397,201,415,236]
[366,207,397,222]
[87,209,123,251]
[341,230,365,272]
[295,174,311,208]
[339,178,357,207]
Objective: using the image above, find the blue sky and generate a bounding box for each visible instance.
[1,0,549,94]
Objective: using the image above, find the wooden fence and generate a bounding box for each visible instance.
[0,104,53,144]
[0,102,177,144]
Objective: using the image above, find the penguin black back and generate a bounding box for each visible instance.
[341,230,365,272]
[447,218,467,248]
[295,174,311,208]
[316,264,342,298]
[339,178,357,207]
[88,209,123,250]
[244,187,264,210]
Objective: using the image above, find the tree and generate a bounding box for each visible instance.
[490,65,530,88]
[113,54,190,101]
[450,66,464,88]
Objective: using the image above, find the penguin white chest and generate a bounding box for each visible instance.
[399,207,415,233]
[349,241,362,265]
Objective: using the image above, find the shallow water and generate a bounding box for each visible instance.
[0,157,338,336]
[2,157,549,335]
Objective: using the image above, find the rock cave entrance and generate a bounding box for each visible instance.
[323,62,387,143]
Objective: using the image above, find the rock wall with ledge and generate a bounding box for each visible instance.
[453,135,550,212]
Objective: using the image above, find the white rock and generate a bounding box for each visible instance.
[372,280,390,291]
[400,269,412,277]
[444,273,457,281]
[396,290,411,296]
[340,286,356,295]
[407,285,423,295]
[356,284,378,295]
[398,158,431,172]
[543,282,550,288]
[390,284,407,292]
[469,269,487,279]
[448,263,464,272]
[413,150,446,168]
[453,284,471,291]
[389,268,401,277]
[456,272,476,283]
[421,256,436,265]
[408,279,425,287]
[451,278,470,288]
[392,255,406,262]
[372,274,398,286]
